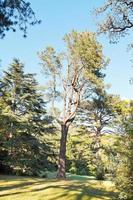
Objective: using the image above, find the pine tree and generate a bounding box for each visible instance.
[39,31,107,179]
[0,59,53,175]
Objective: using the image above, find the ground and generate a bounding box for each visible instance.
[0,174,118,200]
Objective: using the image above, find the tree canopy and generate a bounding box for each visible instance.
[39,31,107,179]
[0,0,40,38]
[95,0,133,42]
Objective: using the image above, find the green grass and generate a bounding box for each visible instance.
[0,174,118,200]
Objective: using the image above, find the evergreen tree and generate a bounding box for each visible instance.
[77,90,124,180]
[115,100,133,200]
[39,31,107,179]
[0,59,53,175]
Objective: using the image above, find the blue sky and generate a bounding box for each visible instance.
[0,0,132,99]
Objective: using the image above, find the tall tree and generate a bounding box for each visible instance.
[0,0,40,38]
[39,31,107,179]
[77,90,122,179]
[0,59,52,175]
[79,90,118,134]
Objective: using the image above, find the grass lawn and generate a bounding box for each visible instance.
[0,174,118,200]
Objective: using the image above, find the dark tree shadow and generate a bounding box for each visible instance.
[31,181,118,200]
[0,175,118,200]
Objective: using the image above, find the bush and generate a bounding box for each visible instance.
[115,130,133,200]
[69,165,77,174]
[96,169,105,180]
[95,165,105,180]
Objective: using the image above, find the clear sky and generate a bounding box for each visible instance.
[0,0,132,99]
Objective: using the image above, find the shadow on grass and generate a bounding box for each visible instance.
[0,176,57,194]
[0,181,36,192]
[31,182,118,200]
[0,175,118,200]
[0,192,24,198]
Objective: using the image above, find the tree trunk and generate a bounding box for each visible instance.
[95,132,105,180]
[57,124,68,179]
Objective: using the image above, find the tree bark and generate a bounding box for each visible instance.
[57,124,68,179]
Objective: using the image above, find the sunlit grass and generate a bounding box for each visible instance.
[0,174,118,200]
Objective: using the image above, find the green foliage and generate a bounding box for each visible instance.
[115,135,133,200]
[0,0,41,38]
[39,31,107,123]
[78,90,121,133]
[115,103,133,200]
[64,31,107,87]
[66,126,118,179]
[66,129,93,176]
[76,90,123,180]
[0,59,54,176]
[39,30,107,179]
